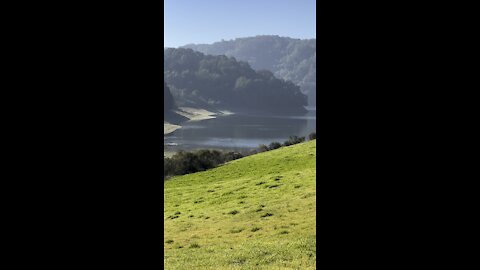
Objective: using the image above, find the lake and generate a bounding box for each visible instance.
[164,107,316,153]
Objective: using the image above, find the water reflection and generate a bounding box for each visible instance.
[164,108,316,152]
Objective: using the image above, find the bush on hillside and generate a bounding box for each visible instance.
[164,150,244,179]
[283,136,305,146]
[258,144,269,152]
[269,142,282,150]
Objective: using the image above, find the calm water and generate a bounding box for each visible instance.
[164,107,316,152]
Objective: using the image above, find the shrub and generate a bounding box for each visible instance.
[251,227,261,232]
[164,149,244,178]
[268,142,282,150]
[189,243,200,248]
[283,136,305,146]
[258,144,269,152]
[223,151,243,162]
[228,210,239,215]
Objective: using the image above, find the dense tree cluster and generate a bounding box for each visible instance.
[164,48,307,114]
[257,135,308,152]
[182,35,316,105]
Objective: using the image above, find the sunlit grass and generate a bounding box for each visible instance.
[164,140,316,269]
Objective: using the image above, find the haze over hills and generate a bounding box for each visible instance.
[182,35,316,105]
[164,48,307,117]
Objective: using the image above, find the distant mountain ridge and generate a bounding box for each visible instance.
[182,35,316,105]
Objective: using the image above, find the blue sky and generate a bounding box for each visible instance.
[164,0,316,48]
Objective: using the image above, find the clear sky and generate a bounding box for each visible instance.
[164,0,316,48]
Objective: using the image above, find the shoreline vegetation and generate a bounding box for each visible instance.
[163,107,233,135]
[164,133,316,180]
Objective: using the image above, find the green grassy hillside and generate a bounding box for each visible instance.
[164,140,316,270]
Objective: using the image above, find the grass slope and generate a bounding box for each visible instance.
[164,140,316,270]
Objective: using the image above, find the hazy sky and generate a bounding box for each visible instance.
[164,0,316,48]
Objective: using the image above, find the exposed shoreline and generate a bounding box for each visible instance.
[163,122,181,135]
[163,107,233,135]
[164,107,232,157]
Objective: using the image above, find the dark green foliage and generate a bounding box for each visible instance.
[194,198,204,204]
[164,82,176,112]
[258,144,269,152]
[189,243,200,249]
[268,142,282,150]
[182,35,316,105]
[308,132,316,140]
[251,227,261,232]
[283,136,305,146]
[222,151,244,162]
[164,150,244,178]
[164,134,314,179]
[164,48,307,113]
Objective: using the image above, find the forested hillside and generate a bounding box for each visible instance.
[164,48,307,114]
[182,35,316,105]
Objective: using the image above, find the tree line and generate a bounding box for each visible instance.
[164,132,316,179]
